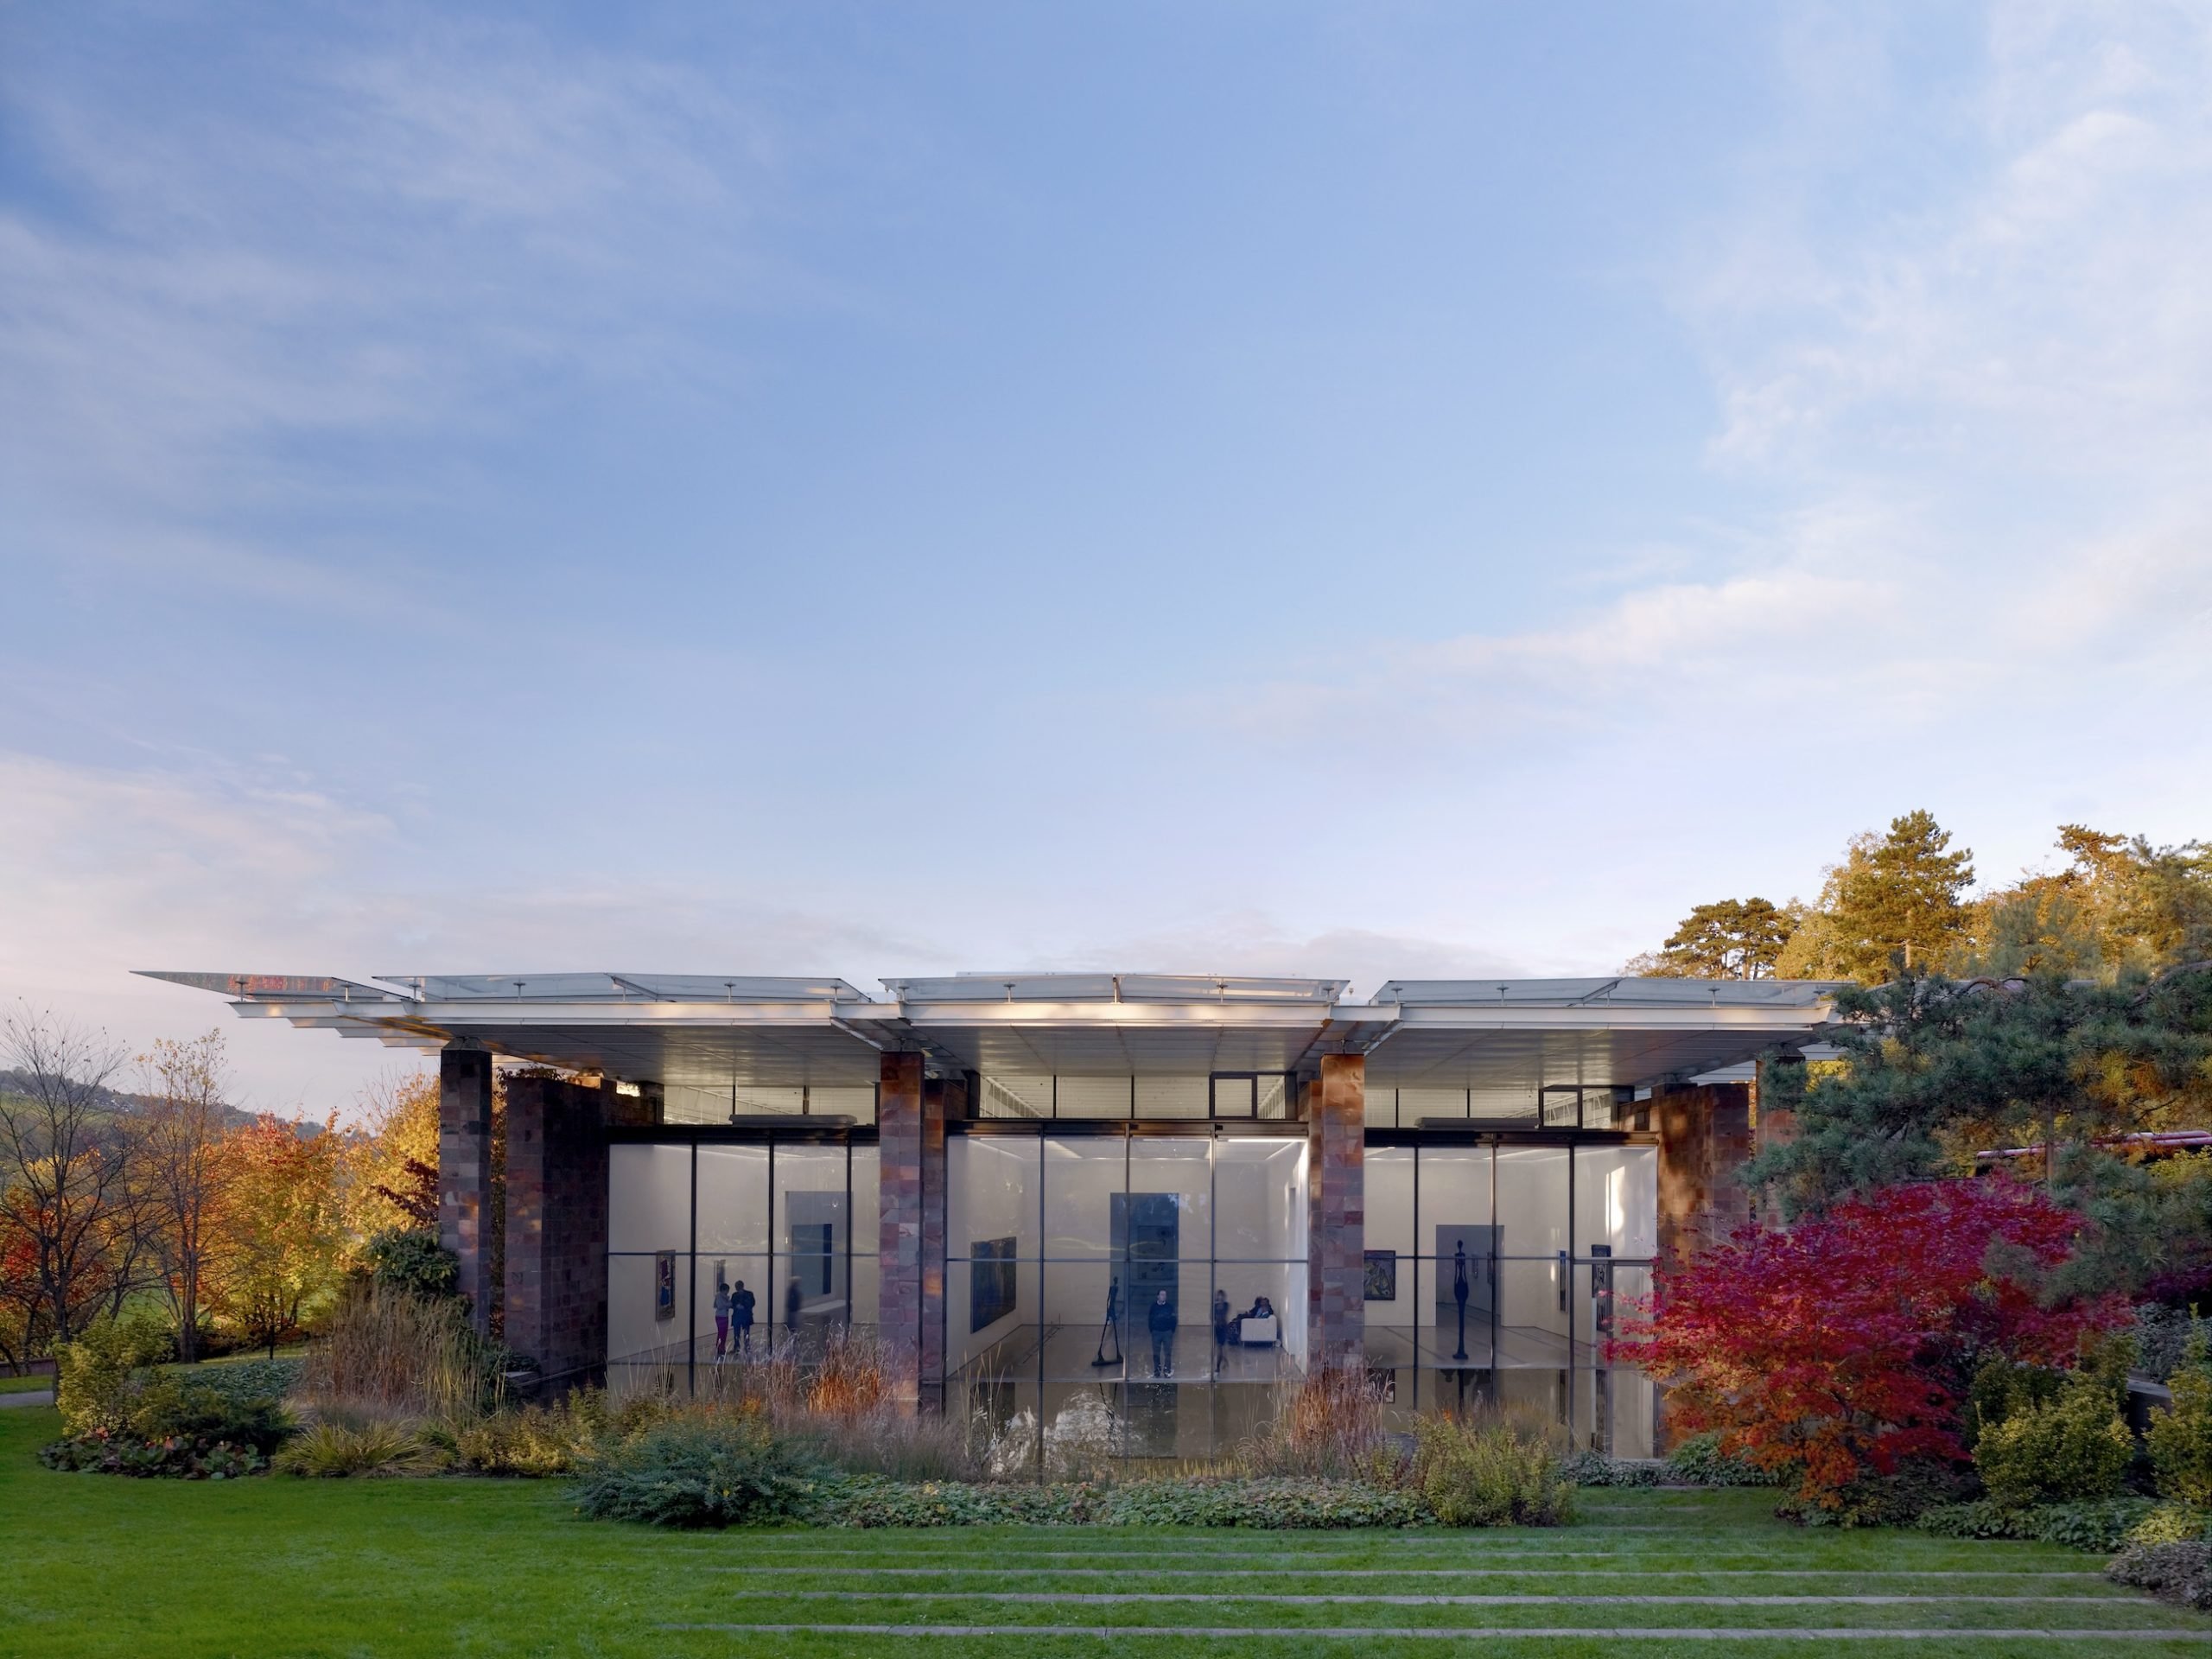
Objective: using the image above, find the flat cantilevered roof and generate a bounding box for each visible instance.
[137,969,1847,1102]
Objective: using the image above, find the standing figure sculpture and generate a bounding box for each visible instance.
[1452,1240,1471,1362]
[1092,1275,1123,1368]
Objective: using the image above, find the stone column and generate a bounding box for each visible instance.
[877,1051,929,1412]
[1654,1082,1756,1264]
[439,1045,496,1334]
[919,1075,961,1411]
[503,1074,621,1390]
[1306,1052,1366,1373]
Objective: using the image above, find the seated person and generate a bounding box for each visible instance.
[1231,1294,1278,1345]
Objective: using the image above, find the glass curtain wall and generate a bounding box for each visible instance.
[1363,1141,1657,1454]
[950,1128,1307,1468]
[608,1136,879,1391]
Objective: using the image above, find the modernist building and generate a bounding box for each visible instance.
[147,969,1839,1460]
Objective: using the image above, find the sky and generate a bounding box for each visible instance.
[3,2,2209,1118]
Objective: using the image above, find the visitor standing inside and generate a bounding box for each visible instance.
[732,1279,755,1355]
[1147,1288,1177,1378]
[712,1278,732,1360]
[783,1275,804,1352]
[1211,1288,1230,1375]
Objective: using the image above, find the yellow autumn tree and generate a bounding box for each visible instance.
[212,1115,343,1356]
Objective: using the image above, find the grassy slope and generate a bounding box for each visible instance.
[1,1405,2206,1659]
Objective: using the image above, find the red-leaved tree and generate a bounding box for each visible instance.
[1611,1179,2126,1511]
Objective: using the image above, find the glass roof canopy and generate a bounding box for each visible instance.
[137,969,1847,1099]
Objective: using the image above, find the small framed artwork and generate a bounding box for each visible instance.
[1363,1249,1397,1301]
[654,1250,677,1321]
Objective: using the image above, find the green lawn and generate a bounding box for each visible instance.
[0,1404,2205,1658]
[0,1374,53,1395]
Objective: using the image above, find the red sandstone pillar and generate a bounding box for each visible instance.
[439,1045,496,1334]
[503,1075,618,1390]
[1306,1052,1366,1372]
[1654,1082,1755,1264]
[877,1051,930,1412]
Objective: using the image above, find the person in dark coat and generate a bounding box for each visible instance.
[731,1280,755,1354]
[713,1279,732,1359]
[784,1275,804,1351]
[1147,1288,1177,1378]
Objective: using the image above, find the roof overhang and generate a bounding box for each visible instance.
[135,969,1846,1101]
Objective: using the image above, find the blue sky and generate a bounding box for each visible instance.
[3,3,2209,1113]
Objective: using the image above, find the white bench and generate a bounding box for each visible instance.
[1238,1313,1280,1346]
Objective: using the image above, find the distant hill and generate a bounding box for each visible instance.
[0,1071,322,1138]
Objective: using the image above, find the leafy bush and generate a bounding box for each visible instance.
[123,1378,295,1456]
[2135,1305,2212,1383]
[1410,1411,1573,1528]
[2126,1504,2211,1548]
[272,1418,449,1478]
[54,1311,173,1436]
[172,1358,302,1407]
[2108,1541,2212,1611]
[1976,1373,2133,1506]
[1664,1432,1783,1487]
[39,1432,266,1480]
[804,1475,1430,1529]
[2147,1332,2212,1505]
[573,1414,826,1528]
[1917,1496,2157,1551]
[300,1286,507,1418]
[359,1230,461,1302]
[1614,1179,2126,1514]
[1969,1354,2063,1446]
[1560,1452,1660,1487]
[453,1391,623,1477]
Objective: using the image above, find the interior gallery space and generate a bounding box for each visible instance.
[147,969,1842,1464]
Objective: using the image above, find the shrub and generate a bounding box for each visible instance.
[573,1414,826,1528]
[54,1311,173,1436]
[40,1432,267,1480]
[1917,1496,2156,1552]
[2136,1306,2212,1383]
[173,1357,302,1408]
[272,1418,448,1478]
[454,1394,607,1477]
[300,1286,505,1418]
[1665,1432,1783,1487]
[1410,1411,1573,1528]
[2108,1541,2212,1611]
[1615,1179,2126,1514]
[2147,1332,2212,1506]
[2126,1504,2211,1548]
[1969,1354,2064,1446]
[1236,1370,1397,1484]
[1976,1374,2134,1507]
[1560,1452,1660,1487]
[124,1378,294,1456]
[359,1230,461,1302]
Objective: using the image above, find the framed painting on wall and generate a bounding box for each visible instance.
[654,1250,677,1321]
[1363,1249,1397,1300]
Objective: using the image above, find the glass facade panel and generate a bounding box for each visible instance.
[812,1085,877,1125]
[1363,1086,1397,1128]
[695,1144,768,1254]
[1573,1144,1658,1259]
[1134,1077,1208,1118]
[1055,1077,1130,1119]
[848,1146,880,1331]
[773,1144,850,1347]
[1042,1136,1122,1259]
[1255,1075,1290,1121]
[1363,1148,1415,1334]
[608,1143,691,1254]
[978,1075,1052,1119]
